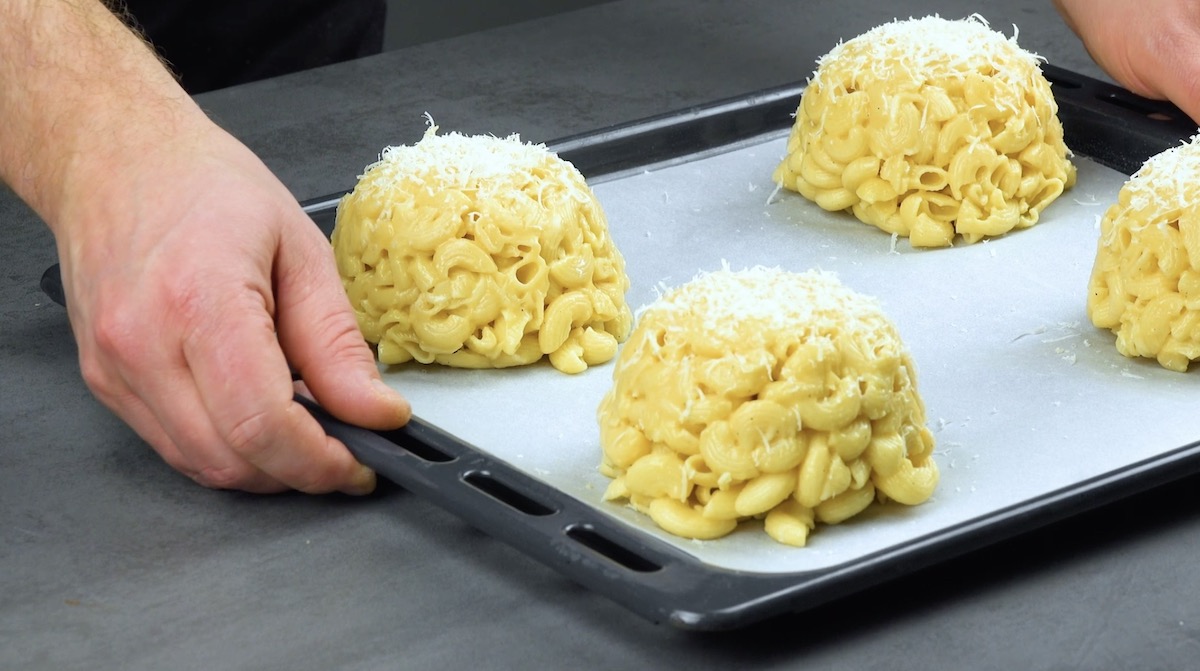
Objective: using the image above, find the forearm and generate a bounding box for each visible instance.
[0,0,205,229]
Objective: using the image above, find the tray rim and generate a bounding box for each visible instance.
[300,64,1200,630]
[37,64,1200,631]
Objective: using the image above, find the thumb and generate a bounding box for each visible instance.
[274,220,411,430]
[1141,46,1200,127]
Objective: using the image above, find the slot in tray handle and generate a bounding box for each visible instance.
[32,266,793,626]
[297,396,742,625]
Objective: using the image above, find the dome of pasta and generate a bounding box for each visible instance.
[597,267,938,547]
[332,127,633,373]
[1087,135,1200,372]
[773,15,1076,247]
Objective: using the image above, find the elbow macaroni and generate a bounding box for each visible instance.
[1087,134,1200,372]
[598,267,938,547]
[773,15,1076,247]
[332,127,633,373]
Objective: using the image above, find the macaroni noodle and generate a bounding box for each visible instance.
[1087,134,1200,371]
[773,15,1076,247]
[332,127,633,373]
[598,267,938,547]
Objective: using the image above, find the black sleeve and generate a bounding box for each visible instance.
[119,0,387,94]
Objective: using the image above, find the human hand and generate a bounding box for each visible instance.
[1054,0,1200,124]
[52,119,410,494]
[1,1,408,494]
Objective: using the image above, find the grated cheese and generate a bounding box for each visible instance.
[360,125,590,202]
[648,266,887,344]
[596,265,936,546]
[816,14,1042,87]
[1124,133,1200,213]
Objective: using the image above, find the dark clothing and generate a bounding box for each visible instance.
[120,0,387,94]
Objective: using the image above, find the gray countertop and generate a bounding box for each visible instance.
[6,1,1200,669]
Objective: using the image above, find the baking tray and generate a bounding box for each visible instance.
[40,64,1200,630]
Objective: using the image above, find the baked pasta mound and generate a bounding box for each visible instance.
[773,15,1076,247]
[597,267,938,547]
[332,127,633,373]
[1088,135,1200,372]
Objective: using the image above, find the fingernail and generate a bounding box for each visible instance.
[373,379,412,423]
[345,464,377,496]
[373,378,400,401]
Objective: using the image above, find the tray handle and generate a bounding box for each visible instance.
[297,396,791,628]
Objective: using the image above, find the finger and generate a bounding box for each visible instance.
[184,289,376,495]
[116,356,290,493]
[274,219,411,430]
[83,363,286,493]
[1051,0,1080,34]
[78,353,196,476]
[1139,44,1200,126]
[77,279,288,493]
[1068,1,1200,125]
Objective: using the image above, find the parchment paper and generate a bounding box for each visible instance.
[378,132,1200,573]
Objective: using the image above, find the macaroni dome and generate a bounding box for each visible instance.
[774,15,1076,247]
[1088,135,1200,372]
[597,267,938,547]
[332,127,633,373]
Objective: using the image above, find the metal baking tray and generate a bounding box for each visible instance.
[41,65,1200,630]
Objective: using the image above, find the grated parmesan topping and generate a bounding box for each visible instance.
[1123,133,1200,213]
[359,125,586,199]
[649,266,887,342]
[817,14,1042,86]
